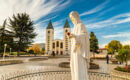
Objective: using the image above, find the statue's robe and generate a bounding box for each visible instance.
[70,23,90,80]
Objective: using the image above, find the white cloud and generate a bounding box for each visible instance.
[35,15,58,27]
[0,0,71,25]
[99,43,107,48]
[34,18,66,43]
[80,0,109,16]
[99,40,130,48]
[0,0,71,43]
[100,32,130,48]
[122,40,130,45]
[102,32,130,39]
[87,13,130,29]
[53,18,66,27]
[34,23,46,43]
[54,26,64,40]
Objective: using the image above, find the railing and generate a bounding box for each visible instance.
[0,70,129,80]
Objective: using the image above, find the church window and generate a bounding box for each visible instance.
[57,41,59,47]
[48,31,50,34]
[57,51,59,55]
[65,30,68,33]
[60,51,63,55]
[60,43,63,48]
[53,43,55,48]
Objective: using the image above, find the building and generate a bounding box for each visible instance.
[45,19,71,55]
[98,48,108,55]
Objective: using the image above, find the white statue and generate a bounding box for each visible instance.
[69,11,90,80]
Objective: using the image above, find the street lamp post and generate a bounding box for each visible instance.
[3,44,7,60]
[9,48,12,59]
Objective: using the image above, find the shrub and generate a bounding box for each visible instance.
[116,49,130,66]
[11,52,17,56]
[115,66,130,73]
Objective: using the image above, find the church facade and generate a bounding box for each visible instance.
[45,19,71,55]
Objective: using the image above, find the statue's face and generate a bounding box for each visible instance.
[70,14,77,24]
[69,11,81,24]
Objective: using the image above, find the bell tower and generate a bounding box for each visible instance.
[63,19,71,55]
[45,20,54,54]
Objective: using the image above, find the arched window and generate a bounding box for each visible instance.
[60,43,63,48]
[65,30,68,33]
[56,51,59,55]
[60,51,63,55]
[53,43,55,48]
[57,41,59,47]
[48,31,50,36]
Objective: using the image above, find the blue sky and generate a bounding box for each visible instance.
[0,0,130,48]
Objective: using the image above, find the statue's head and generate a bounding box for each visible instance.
[69,11,82,24]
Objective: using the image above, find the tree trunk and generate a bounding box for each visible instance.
[125,60,128,66]
[93,52,95,59]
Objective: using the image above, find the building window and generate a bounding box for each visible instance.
[60,43,63,48]
[48,31,50,34]
[60,51,63,55]
[53,43,55,48]
[56,51,59,55]
[57,41,59,47]
[65,30,68,33]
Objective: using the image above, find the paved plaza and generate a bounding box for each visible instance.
[0,57,124,75]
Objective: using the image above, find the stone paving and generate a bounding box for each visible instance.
[0,57,69,75]
[0,57,125,76]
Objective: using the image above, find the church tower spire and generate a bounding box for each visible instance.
[47,20,54,29]
[64,19,70,28]
[63,19,71,55]
[45,20,54,54]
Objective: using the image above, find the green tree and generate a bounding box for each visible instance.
[116,49,130,66]
[123,45,130,49]
[9,13,37,56]
[0,20,14,54]
[108,40,122,54]
[90,32,99,58]
[28,50,34,54]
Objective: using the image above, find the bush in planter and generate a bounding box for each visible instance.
[115,66,130,73]
[116,49,130,66]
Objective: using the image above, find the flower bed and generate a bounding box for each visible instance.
[115,66,130,73]
[0,60,23,66]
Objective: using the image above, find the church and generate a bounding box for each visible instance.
[45,19,71,55]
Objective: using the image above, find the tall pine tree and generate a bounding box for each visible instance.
[0,20,14,54]
[90,32,99,58]
[9,13,37,56]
